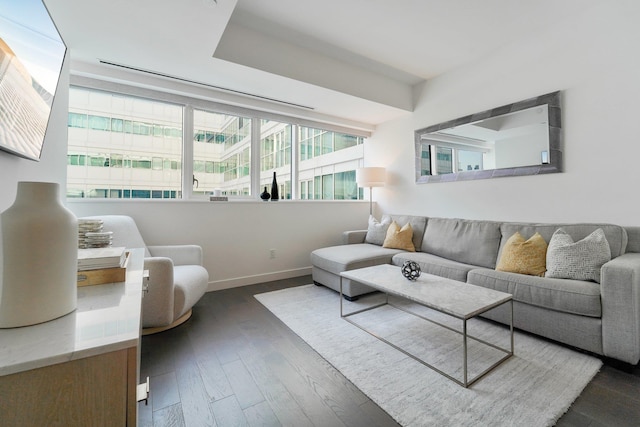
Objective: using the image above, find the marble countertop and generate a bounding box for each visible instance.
[0,248,144,377]
[341,264,512,319]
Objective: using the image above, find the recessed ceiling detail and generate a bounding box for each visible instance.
[44,0,590,125]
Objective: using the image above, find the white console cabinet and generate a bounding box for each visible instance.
[0,248,144,426]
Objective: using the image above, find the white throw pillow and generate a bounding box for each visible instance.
[364,215,391,246]
[545,228,611,283]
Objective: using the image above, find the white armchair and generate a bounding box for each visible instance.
[81,215,209,334]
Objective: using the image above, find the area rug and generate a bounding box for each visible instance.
[255,284,602,427]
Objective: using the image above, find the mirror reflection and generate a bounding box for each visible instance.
[415,91,561,183]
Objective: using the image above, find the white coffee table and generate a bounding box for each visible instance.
[340,264,513,387]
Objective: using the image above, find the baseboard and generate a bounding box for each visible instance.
[206,267,312,292]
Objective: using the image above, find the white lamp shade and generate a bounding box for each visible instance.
[356,167,385,187]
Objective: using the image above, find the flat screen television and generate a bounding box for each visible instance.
[0,0,66,161]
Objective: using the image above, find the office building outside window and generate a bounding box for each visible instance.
[67,86,365,200]
[67,88,183,198]
[193,109,252,196]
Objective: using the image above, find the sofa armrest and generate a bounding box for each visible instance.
[342,230,367,245]
[142,257,176,328]
[148,245,203,266]
[601,253,640,364]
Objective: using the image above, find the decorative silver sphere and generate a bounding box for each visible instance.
[401,261,421,281]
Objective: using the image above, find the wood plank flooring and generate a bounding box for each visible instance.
[138,276,640,427]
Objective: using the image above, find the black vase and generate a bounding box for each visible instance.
[260,186,270,201]
[270,172,279,201]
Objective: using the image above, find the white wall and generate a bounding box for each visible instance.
[68,200,370,290]
[495,129,546,169]
[368,2,640,226]
[0,54,70,212]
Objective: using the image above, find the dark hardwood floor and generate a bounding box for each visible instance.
[138,276,640,427]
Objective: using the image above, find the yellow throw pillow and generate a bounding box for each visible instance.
[383,221,416,252]
[496,232,547,276]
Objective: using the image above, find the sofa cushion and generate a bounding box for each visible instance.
[496,232,547,277]
[421,218,502,268]
[392,252,476,283]
[389,215,427,251]
[499,222,627,259]
[468,268,602,318]
[383,221,415,251]
[364,215,391,245]
[546,228,611,283]
[311,243,404,274]
[624,226,640,253]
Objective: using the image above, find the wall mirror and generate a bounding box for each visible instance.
[415,91,561,183]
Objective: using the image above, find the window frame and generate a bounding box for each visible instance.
[68,76,371,201]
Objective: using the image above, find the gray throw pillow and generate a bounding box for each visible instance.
[364,215,391,246]
[545,228,611,283]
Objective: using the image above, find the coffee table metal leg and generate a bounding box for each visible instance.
[340,276,343,317]
[463,319,468,387]
[510,299,514,354]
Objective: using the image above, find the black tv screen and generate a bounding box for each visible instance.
[0,0,66,161]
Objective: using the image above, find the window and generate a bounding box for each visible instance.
[421,143,488,176]
[67,87,183,199]
[67,85,366,201]
[261,120,292,199]
[436,147,453,174]
[457,150,483,172]
[334,171,357,200]
[298,126,363,200]
[68,113,87,128]
[193,109,252,196]
[419,142,431,176]
[88,115,110,131]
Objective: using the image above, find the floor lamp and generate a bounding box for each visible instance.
[356,167,386,215]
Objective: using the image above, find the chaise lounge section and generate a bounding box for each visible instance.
[311,215,640,365]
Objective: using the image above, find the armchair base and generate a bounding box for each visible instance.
[142,309,193,336]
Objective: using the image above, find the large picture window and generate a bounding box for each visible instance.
[67,88,183,198]
[67,85,366,201]
[193,109,252,196]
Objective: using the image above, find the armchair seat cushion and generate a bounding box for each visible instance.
[173,265,209,319]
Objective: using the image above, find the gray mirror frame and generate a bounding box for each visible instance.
[415,91,562,183]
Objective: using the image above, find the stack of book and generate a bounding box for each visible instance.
[77,246,128,286]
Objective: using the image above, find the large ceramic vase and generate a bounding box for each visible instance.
[0,182,78,328]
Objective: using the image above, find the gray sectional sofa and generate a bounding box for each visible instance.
[310,215,640,365]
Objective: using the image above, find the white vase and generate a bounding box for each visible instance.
[0,182,78,328]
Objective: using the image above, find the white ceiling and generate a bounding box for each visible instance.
[44,0,588,126]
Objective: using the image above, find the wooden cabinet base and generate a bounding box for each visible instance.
[0,348,138,426]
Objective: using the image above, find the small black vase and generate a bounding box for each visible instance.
[270,172,279,201]
[260,186,270,201]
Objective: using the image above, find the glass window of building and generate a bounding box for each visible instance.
[67,85,367,201]
[298,126,364,200]
[193,109,252,197]
[67,87,183,198]
[436,146,453,175]
[261,119,292,199]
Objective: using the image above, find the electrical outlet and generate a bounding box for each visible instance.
[269,249,276,259]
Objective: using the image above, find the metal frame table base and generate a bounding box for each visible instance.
[340,277,514,388]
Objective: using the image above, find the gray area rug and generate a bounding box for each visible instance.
[255,284,602,427]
